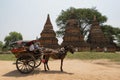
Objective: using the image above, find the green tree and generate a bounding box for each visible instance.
[4,31,23,49]
[0,41,3,51]
[116,34,120,46]
[101,25,120,36]
[101,25,120,45]
[101,25,114,41]
[56,7,107,37]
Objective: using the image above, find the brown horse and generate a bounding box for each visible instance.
[42,45,75,72]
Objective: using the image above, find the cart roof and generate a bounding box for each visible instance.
[10,40,39,46]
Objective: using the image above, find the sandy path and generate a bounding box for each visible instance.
[0,59,120,80]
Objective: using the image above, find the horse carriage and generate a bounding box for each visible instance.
[10,40,42,74]
[10,40,75,74]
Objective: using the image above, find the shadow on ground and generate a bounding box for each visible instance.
[3,68,73,77]
[40,70,73,75]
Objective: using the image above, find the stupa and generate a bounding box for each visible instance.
[61,11,89,51]
[87,16,116,52]
[39,14,59,49]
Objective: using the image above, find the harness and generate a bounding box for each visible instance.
[58,47,66,58]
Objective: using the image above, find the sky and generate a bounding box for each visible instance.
[0,0,120,44]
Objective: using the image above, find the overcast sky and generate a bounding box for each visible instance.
[0,0,120,43]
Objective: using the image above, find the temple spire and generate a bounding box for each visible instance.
[45,14,52,25]
[69,9,77,19]
[44,14,53,30]
[92,15,99,26]
[93,15,97,21]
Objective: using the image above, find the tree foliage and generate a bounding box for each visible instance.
[4,31,23,48]
[101,25,120,45]
[56,7,107,37]
[101,25,120,36]
[0,41,3,51]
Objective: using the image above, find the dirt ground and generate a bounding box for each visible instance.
[0,59,120,80]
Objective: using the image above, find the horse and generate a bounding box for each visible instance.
[42,45,75,72]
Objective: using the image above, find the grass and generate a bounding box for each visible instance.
[0,52,120,62]
[67,52,120,61]
[0,53,16,61]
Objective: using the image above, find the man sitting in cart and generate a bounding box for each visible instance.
[29,41,40,54]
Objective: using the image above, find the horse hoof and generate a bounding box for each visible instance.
[45,70,47,71]
[61,70,63,72]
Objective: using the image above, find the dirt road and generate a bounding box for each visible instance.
[0,59,120,80]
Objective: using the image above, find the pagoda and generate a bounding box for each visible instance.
[87,16,116,52]
[61,11,89,51]
[39,14,59,49]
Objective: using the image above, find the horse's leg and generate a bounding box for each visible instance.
[45,56,50,70]
[60,59,63,72]
[43,55,47,71]
[46,60,50,70]
[44,62,47,71]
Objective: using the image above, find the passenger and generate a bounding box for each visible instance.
[34,42,40,54]
[34,42,40,50]
[29,42,35,52]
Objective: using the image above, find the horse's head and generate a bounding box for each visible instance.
[64,45,75,54]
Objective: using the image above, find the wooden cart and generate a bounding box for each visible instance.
[10,40,42,74]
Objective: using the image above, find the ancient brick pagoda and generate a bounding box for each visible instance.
[61,11,89,51]
[87,16,116,52]
[39,14,59,49]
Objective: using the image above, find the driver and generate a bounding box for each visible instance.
[29,42,35,52]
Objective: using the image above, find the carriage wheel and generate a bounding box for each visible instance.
[16,54,35,74]
[34,58,41,68]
